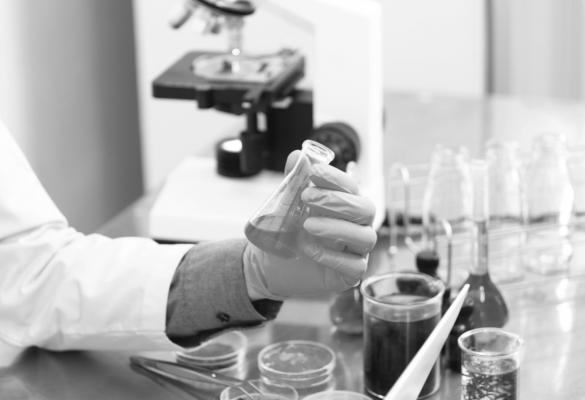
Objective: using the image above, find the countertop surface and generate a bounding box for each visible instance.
[4,93,585,399]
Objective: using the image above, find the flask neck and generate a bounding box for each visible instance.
[470,220,489,276]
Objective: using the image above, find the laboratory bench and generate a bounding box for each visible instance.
[4,92,585,399]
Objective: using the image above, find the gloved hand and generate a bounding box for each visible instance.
[243,151,377,301]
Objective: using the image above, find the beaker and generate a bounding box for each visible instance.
[361,272,445,399]
[522,132,574,274]
[245,140,335,258]
[458,328,523,400]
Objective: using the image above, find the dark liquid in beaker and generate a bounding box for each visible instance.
[245,215,300,259]
[363,294,440,399]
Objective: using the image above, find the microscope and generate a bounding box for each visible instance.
[148,0,385,242]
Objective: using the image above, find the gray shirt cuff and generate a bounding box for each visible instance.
[165,239,281,347]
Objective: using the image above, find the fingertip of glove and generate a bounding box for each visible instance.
[284,150,302,175]
[341,275,361,288]
[301,186,321,204]
[302,217,320,235]
[310,164,359,194]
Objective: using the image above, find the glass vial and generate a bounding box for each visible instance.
[422,146,473,286]
[245,140,335,258]
[486,140,524,283]
[522,132,574,275]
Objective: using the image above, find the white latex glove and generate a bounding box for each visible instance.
[244,151,377,301]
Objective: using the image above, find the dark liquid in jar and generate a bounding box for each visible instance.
[363,294,440,399]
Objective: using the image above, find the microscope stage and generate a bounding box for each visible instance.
[152,50,305,115]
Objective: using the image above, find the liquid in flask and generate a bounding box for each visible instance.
[245,140,335,258]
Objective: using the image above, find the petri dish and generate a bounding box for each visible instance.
[303,391,370,400]
[177,331,247,370]
[220,379,298,400]
[262,374,333,390]
[258,341,336,384]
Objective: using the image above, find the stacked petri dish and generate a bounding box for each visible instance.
[303,391,370,400]
[176,331,247,378]
[220,379,298,400]
[258,341,336,394]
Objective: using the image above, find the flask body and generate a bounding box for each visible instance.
[245,140,335,258]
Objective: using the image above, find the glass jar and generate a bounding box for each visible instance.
[486,140,524,283]
[422,146,473,286]
[522,132,574,275]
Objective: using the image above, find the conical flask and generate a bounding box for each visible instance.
[245,140,335,258]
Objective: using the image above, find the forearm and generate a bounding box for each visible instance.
[166,239,282,347]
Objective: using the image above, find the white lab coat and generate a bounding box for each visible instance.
[0,120,192,366]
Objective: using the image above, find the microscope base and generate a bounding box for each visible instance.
[148,156,283,242]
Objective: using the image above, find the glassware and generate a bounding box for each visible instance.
[220,379,298,400]
[444,303,474,372]
[329,287,363,335]
[387,163,430,256]
[486,140,524,283]
[422,146,473,286]
[458,328,523,400]
[361,272,445,399]
[304,391,370,400]
[464,161,509,328]
[176,331,247,375]
[522,132,574,274]
[446,161,509,372]
[568,150,585,224]
[567,151,585,266]
[245,140,335,258]
[416,218,454,314]
[258,340,336,395]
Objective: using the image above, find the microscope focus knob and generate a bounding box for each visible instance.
[310,122,360,172]
[196,0,256,17]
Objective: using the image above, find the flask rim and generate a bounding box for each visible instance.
[302,140,335,164]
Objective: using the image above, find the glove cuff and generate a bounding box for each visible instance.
[243,244,289,302]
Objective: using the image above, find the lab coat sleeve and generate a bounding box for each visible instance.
[0,121,277,367]
[0,120,193,366]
